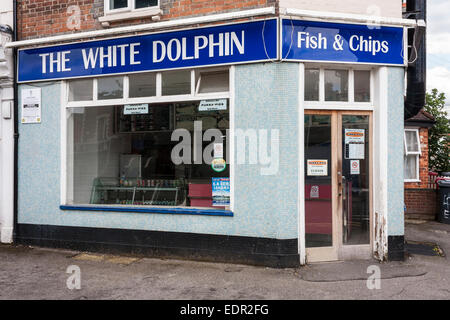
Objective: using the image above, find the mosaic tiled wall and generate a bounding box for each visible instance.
[387,67,405,236]
[17,62,300,240]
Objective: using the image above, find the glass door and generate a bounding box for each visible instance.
[304,111,372,262]
[340,115,371,245]
[304,111,338,261]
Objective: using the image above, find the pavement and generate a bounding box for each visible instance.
[0,221,449,300]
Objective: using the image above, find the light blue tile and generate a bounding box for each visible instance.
[18,63,300,240]
[387,67,405,236]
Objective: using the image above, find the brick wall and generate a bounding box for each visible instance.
[404,188,437,220]
[404,127,430,189]
[17,0,276,40]
[404,127,438,220]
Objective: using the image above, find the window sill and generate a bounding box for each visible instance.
[404,179,421,183]
[60,205,233,217]
[99,8,163,24]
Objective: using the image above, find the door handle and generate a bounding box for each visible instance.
[339,176,346,198]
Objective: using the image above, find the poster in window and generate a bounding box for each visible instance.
[21,88,41,123]
[212,177,230,207]
[307,160,328,176]
[344,129,365,144]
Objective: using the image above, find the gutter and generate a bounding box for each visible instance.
[5,7,276,49]
[281,8,423,27]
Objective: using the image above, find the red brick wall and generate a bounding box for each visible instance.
[404,188,437,220]
[404,127,437,220]
[404,127,430,189]
[18,0,276,40]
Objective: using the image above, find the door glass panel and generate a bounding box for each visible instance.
[342,115,370,245]
[305,115,333,248]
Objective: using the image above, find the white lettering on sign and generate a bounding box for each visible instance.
[298,32,328,50]
[39,51,71,73]
[153,31,245,63]
[297,32,390,56]
[349,35,389,56]
[35,31,246,76]
[79,43,141,71]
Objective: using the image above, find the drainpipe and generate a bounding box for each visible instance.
[0,22,14,243]
[404,0,427,119]
[12,0,18,243]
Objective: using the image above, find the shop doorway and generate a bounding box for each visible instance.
[304,111,372,262]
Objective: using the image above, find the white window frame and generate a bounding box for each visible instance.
[303,64,374,111]
[101,0,162,24]
[66,69,230,108]
[403,128,421,182]
[105,0,160,14]
[61,67,234,212]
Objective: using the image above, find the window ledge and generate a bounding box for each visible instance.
[60,205,233,217]
[404,179,421,183]
[99,8,163,24]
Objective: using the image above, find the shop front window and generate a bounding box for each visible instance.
[68,79,93,102]
[67,102,229,208]
[304,67,371,104]
[98,76,124,100]
[325,69,348,102]
[65,68,231,210]
[354,70,371,102]
[304,69,319,101]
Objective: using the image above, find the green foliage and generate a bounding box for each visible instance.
[424,89,450,173]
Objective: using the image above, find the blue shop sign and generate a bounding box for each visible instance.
[281,19,405,66]
[18,19,278,82]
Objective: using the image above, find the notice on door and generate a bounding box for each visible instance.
[348,143,365,160]
[345,129,365,159]
[307,160,328,176]
[350,160,360,175]
[345,129,365,144]
[21,88,41,124]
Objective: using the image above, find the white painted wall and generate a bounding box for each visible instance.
[280,0,402,19]
[0,0,14,243]
[0,1,13,27]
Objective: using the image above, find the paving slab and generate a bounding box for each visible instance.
[0,221,449,300]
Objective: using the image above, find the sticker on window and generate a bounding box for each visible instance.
[307,160,328,176]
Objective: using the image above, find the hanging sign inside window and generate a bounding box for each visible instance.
[21,88,41,124]
[18,19,278,82]
[307,160,328,176]
[124,104,149,115]
[199,99,227,111]
[213,143,224,159]
[282,19,405,66]
[212,177,230,207]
